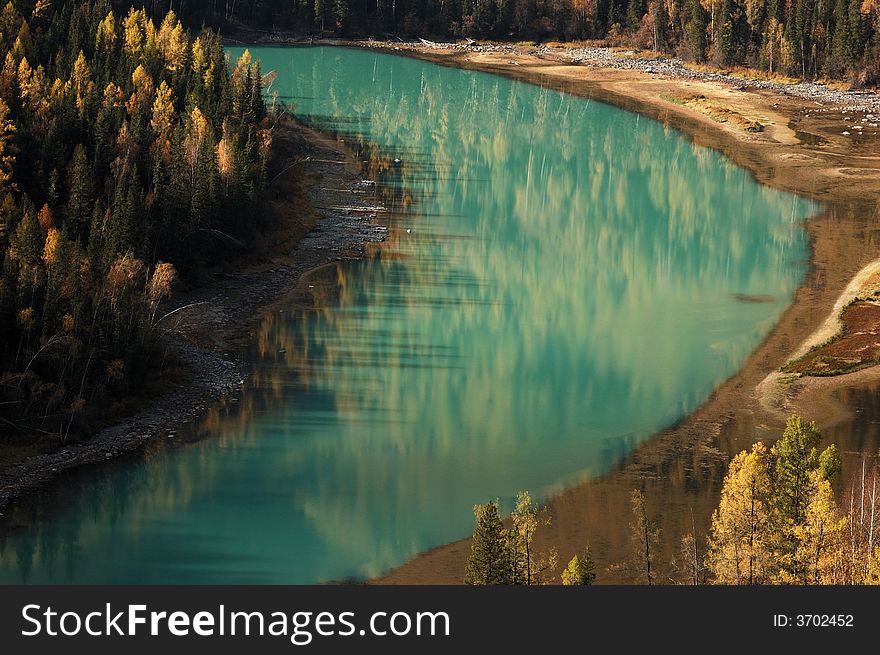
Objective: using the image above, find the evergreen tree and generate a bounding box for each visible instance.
[714,0,736,64]
[771,415,840,583]
[464,500,514,585]
[627,0,648,29]
[64,143,92,240]
[650,0,670,51]
[683,0,709,60]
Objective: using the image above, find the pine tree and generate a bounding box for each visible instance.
[714,0,736,64]
[650,0,670,51]
[65,143,92,240]
[683,0,709,60]
[627,0,648,29]
[11,207,44,294]
[464,500,514,585]
[770,416,840,582]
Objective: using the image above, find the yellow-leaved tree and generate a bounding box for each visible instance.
[794,470,847,584]
[0,96,15,194]
[150,80,176,154]
[708,442,772,584]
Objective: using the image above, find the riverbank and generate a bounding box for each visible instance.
[0,118,388,514]
[365,41,880,583]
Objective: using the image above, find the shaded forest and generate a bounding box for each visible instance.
[0,1,271,437]
[137,0,880,83]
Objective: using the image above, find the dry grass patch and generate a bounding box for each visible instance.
[659,93,764,132]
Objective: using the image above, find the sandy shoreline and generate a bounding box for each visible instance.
[0,119,388,515]
[362,41,880,583]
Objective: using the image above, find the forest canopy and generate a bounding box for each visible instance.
[0,1,270,437]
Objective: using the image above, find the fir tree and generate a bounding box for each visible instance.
[65,143,92,241]
[771,415,840,583]
[464,500,514,585]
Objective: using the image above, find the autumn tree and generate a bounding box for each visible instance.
[509,490,557,584]
[795,470,847,584]
[705,416,878,586]
[86,0,880,80]
[0,97,14,195]
[622,488,661,584]
[708,442,772,584]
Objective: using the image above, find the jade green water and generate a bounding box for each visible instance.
[0,47,815,583]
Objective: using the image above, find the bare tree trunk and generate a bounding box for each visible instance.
[867,471,877,580]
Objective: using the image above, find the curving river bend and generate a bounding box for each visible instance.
[0,46,816,583]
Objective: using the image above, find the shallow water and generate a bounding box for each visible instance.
[0,46,816,583]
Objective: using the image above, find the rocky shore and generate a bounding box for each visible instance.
[368,40,880,112]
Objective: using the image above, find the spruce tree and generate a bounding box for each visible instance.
[714,0,736,65]
[65,143,93,241]
[464,500,513,585]
[627,0,647,30]
[771,416,840,583]
[683,0,709,60]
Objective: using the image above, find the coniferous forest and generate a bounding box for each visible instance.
[176,0,880,83]
[0,1,270,436]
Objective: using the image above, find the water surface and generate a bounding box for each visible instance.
[0,46,815,583]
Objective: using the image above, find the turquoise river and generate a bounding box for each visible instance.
[0,46,816,583]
